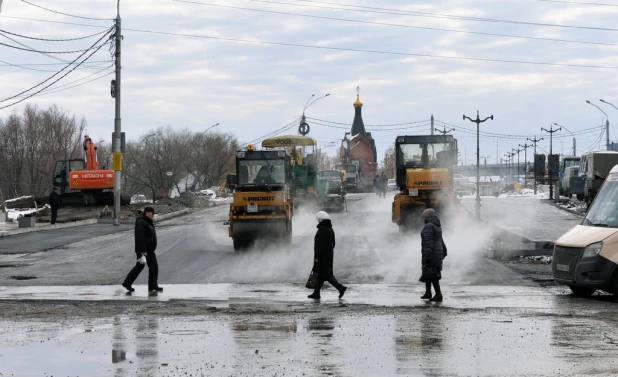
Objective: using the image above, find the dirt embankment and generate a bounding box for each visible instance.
[33,193,215,224]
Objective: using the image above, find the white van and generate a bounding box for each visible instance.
[552,165,618,296]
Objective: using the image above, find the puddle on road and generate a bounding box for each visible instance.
[2,308,618,377]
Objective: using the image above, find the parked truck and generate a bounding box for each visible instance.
[579,151,618,204]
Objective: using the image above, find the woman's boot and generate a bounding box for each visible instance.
[420,281,432,299]
[430,280,443,302]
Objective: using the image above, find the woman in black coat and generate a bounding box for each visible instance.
[308,211,348,300]
[419,208,447,302]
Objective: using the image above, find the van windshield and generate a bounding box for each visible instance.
[583,174,618,228]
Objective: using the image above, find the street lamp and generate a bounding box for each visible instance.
[512,147,523,186]
[519,143,531,188]
[541,124,561,201]
[463,111,494,220]
[600,99,618,150]
[506,152,514,185]
[553,123,577,156]
[586,100,610,150]
[299,93,330,136]
[203,123,220,133]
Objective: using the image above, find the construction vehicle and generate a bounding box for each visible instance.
[580,151,618,204]
[315,169,347,212]
[558,156,580,196]
[335,162,361,191]
[262,135,318,208]
[391,135,459,230]
[52,137,130,206]
[228,144,293,250]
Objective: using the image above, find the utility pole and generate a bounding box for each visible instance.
[587,100,610,150]
[527,136,544,195]
[512,147,522,186]
[431,114,434,136]
[434,125,455,135]
[464,111,494,220]
[572,137,576,156]
[112,0,122,226]
[541,125,561,201]
[519,143,531,188]
[505,152,514,185]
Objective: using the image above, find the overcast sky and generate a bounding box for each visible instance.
[2,0,618,164]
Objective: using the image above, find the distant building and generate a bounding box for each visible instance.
[339,87,377,189]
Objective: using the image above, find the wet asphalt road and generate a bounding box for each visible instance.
[1,193,617,376]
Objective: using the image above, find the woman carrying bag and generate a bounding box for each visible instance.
[307,211,348,300]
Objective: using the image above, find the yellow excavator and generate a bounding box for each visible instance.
[392,135,459,230]
[228,144,293,250]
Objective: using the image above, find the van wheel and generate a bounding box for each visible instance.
[569,286,595,297]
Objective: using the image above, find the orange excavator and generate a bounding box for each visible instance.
[52,136,130,206]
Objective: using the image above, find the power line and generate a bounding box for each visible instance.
[0,29,113,70]
[0,39,106,54]
[536,0,618,6]
[435,119,604,139]
[21,65,114,97]
[0,28,111,42]
[20,0,114,21]
[278,0,618,32]
[174,0,618,47]
[0,60,112,67]
[241,117,301,146]
[30,71,114,97]
[307,116,431,127]
[3,15,618,70]
[0,29,114,110]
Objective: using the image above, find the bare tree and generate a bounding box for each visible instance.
[382,144,395,178]
[0,105,86,199]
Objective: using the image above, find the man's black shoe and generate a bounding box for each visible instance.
[338,286,347,299]
[122,284,134,292]
[420,292,432,300]
[308,294,321,299]
[149,287,163,292]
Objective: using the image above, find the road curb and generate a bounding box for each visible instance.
[154,208,193,222]
[0,218,98,238]
[542,200,586,218]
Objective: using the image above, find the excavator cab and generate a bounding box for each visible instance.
[53,159,86,195]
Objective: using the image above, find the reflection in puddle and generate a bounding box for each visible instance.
[234,321,298,333]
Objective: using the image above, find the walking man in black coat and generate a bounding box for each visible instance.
[122,207,163,293]
[308,211,348,300]
[49,187,60,225]
[419,208,447,302]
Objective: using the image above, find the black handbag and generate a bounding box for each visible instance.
[305,266,320,289]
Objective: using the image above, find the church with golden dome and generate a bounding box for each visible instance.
[339,87,378,190]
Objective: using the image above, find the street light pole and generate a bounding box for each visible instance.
[112,0,122,226]
[512,148,522,186]
[300,93,330,136]
[527,136,543,194]
[587,100,609,150]
[600,99,618,150]
[519,143,531,188]
[203,122,220,134]
[541,125,561,201]
[463,111,494,221]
